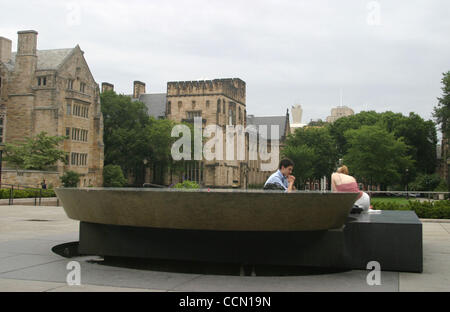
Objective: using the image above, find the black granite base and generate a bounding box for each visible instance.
[78,210,422,273]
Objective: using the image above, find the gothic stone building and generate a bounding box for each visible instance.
[103,78,290,188]
[166,78,248,187]
[0,30,104,187]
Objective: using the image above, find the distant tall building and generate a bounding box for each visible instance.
[290,104,306,133]
[326,106,354,123]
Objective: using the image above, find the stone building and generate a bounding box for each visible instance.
[326,106,354,123]
[107,78,291,188]
[0,30,104,187]
[246,112,290,186]
[290,104,306,133]
[166,78,248,188]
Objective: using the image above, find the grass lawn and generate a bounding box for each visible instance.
[371,197,412,206]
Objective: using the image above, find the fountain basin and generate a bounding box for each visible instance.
[54,188,359,231]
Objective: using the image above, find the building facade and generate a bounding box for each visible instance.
[105,78,290,188]
[0,30,104,187]
[166,78,248,188]
[326,106,354,123]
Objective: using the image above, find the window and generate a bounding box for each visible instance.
[66,127,70,137]
[37,76,47,86]
[178,101,182,109]
[187,111,201,119]
[70,152,87,166]
[192,100,196,109]
[66,103,71,115]
[167,101,171,114]
[217,99,221,113]
[80,82,86,93]
[68,79,74,90]
[206,100,210,108]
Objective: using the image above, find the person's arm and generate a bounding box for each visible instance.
[287,175,295,193]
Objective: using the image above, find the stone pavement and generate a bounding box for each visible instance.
[0,205,449,292]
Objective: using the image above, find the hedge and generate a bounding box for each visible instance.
[0,188,56,199]
[372,200,450,219]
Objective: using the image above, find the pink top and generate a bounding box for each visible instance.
[332,173,363,200]
[335,182,360,193]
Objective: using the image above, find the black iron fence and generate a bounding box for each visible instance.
[0,183,59,206]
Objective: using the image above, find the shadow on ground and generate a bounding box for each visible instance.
[52,241,351,277]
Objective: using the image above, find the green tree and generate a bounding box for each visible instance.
[433,71,450,139]
[285,127,338,181]
[281,145,314,189]
[60,171,82,187]
[3,132,67,170]
[343,125,415,189]
[101,90,153,186]
[103,164,127,187]
[328,111,437,176]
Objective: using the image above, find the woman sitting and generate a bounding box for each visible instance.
[331,165,370,212]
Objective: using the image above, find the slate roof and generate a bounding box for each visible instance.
[247,115,289,141]
[132,93,167,119]
[8,48,74,71]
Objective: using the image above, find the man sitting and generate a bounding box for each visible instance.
[263,158,296,193]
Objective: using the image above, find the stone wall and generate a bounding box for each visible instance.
[2,169,61,188]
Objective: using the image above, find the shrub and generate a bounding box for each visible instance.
[174,180,199,189]
[60,171,82,188]
[0,188,56,199]
[372,199,450,219]
[103,164,127,187]
[409,174,442,192]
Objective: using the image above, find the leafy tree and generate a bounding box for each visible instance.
[103,164,127,187]
[3,132,67,170]
[285,127,338,181]
[433,71,450,139]
[343,125,415,189]
[60,171,82,187]
[409,173,442,192]
[379,112,437,175]
[281,145,314,189]
[328,111,380,155]
[101,90,191,186]
[328,111,437,176]
[101,90,153,186]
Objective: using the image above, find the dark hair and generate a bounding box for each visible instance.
[279,158,294,170]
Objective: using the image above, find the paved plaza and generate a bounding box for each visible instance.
[0,205,449,292]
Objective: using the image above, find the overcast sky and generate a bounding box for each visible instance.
[1,0,449,125]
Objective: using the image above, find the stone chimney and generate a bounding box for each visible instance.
[133,81,146,99]
[17,30,38,56]
[0,36,12,63]
[101,82,114,93]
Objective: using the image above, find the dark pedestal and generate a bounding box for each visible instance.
[78,210,422,273]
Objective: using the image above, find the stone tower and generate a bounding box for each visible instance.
[291,104,303,124]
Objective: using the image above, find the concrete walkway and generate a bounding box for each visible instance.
[0,205,449,292]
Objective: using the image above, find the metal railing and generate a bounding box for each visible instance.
[0,183,59,206]
[365,190,450,200]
